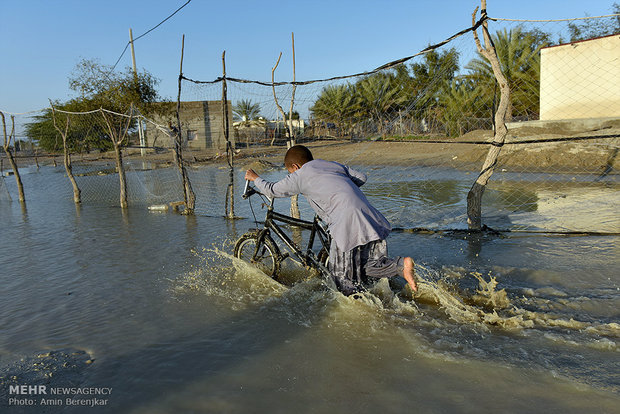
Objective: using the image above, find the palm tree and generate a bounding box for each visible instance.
[409,48,460,109]
[233,99,261,123]
[309,51,461,139]
[436,79,484,136]
[310,83,357,137]
[353,72,411,136]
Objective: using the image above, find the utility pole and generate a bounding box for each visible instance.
[129,28,146,156]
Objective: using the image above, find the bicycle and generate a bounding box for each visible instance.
[233,181,332,283]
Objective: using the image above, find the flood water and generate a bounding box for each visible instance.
[0,164,618,413]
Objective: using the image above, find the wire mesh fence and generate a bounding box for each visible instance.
[1,13,618,234]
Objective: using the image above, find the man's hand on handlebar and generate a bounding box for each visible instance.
[245,169,259,182]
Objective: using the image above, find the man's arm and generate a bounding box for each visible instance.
[345,165,367,187]
[245,169,301,198]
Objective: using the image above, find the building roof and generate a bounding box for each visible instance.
[541,33,620,50]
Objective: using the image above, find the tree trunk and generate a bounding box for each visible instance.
[50,102,81,204]
[287,32,297,148]
[1,112,25,203]
[4,150,24,203]
[101,109,131,209]
[288,34,300,219]
[64,143,81,204]
[222,51,235,219]
[114,144,128,209]
[505,100,514,123]
[175,35,196,214]
[184,167,196,212]
[467,2,511,230]
[225,169,235,220]
[273,34,301,219]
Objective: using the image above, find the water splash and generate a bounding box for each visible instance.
[173,247,288,311]
[172,246,419,330]
[172,246,619,346]
[405,265,620,340]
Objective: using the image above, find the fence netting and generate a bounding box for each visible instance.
[1,14,618,234]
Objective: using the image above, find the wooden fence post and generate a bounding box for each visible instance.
[1,111,25,203]
[466,1,511,230]
[222,51,235,219]
[175,34,196,214]
[50,101,81,204]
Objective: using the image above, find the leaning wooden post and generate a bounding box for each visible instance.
[466,2,510,230]
[50,101,81,204]
[271,53,286,146]
[1,111,25,203]
[288,32,300,218]
[175,34,196,214]
[222,51,235,219]
[271,50,300,218]
[221,51,233,170]
[101,108,131,209]
[288,32,298,149]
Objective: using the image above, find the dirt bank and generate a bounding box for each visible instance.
[3,124,618,175]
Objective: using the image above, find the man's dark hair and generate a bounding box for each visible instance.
[284,145,313,168]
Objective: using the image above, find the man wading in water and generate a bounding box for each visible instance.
[245,145,417,295]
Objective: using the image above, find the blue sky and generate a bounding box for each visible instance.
[0,0,617,114]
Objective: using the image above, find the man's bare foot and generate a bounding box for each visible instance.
[403,257,417,292]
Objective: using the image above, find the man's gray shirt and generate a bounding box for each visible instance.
[254,159,391,252]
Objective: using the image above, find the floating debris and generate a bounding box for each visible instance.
[147,204,169,212]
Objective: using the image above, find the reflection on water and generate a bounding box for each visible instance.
[5,164,617,233]
[0,166,618,413]
[484,180,620,232]
[365,180,464,208]
[484,183,540,213]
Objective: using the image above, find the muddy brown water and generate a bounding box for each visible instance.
[0,164,618,413]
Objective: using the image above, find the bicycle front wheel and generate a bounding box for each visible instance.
[234,233,281,278]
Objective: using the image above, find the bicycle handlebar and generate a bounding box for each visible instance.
[242,180,259,199]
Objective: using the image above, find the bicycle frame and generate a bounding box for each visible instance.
[244,183,331,275]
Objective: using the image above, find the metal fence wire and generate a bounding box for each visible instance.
[1,13,618,234]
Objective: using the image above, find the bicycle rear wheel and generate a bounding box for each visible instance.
[234,233,281,278]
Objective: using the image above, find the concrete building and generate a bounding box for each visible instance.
[145,101,234,150]
[540,34,620,120]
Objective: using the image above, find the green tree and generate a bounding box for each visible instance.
[567,3,620,41]
[309,49,460,138]
[26,59,162,152]
[25,108,65,153]
[404,48,460,134]
[464,26,550,121]
[354,72,408,135]
[435,79,483,136]
[408,48,460,110]
[68,58,160,113]
[309,83,358,136]
[25,100,110,152]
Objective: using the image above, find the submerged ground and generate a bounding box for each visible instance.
[0,157,618,412]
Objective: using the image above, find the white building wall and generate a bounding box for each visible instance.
[540,35,620,120]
